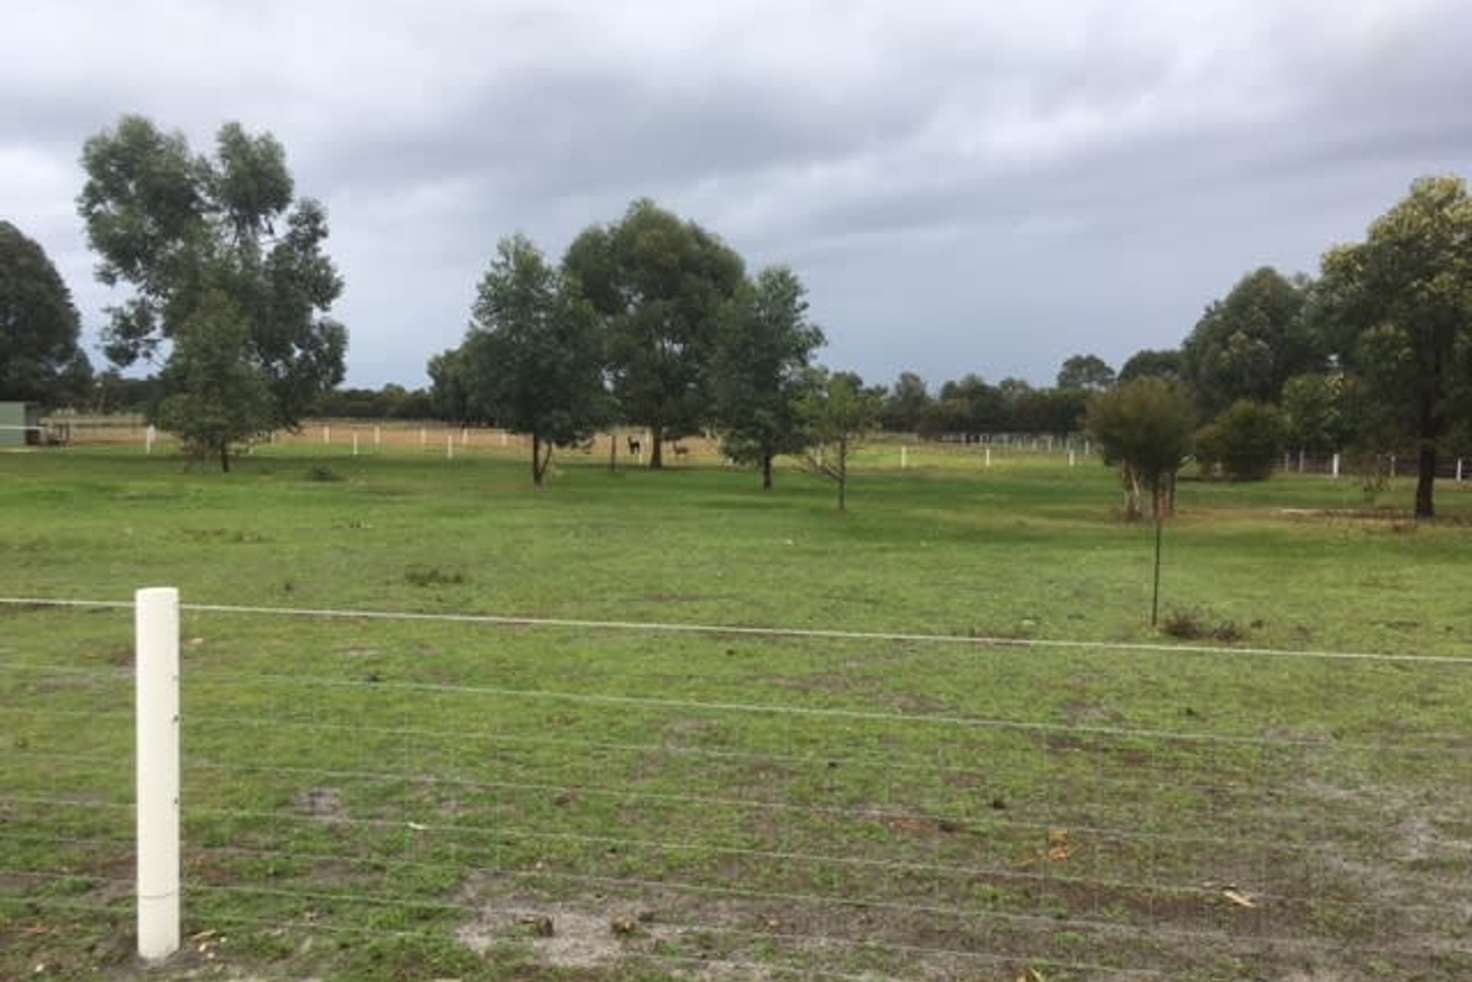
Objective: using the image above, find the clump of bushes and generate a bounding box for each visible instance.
[305,464,342,482]
[1160,607,1244,642]
[1195,400,1285,481]
[404,565,466,587]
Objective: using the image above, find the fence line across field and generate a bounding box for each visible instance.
[6,588,1472,977]
[1,593,1467,665]
[16,416,1472,481]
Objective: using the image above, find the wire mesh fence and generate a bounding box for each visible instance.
[4,597,1472,979]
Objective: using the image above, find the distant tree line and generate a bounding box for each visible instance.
[1076,177,1472,519]
[427,200,866,498]
[3,116,1469,511]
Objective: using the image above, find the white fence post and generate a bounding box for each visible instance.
[419,427,426,449]
[984,447,991,468]
[352,433,359,456]
[461,426,468,446]
[1331,452,1341,479]
[1458,457,1465,483]
[323,425,330,445]
[145,425,156,455]
[135,587,180,963]
[900,446,907,470]
[501,430,508,447]
[374,425,381,449]
[1068,450,1076,468]
[446,433,454,460]
[1297,449,1305,473]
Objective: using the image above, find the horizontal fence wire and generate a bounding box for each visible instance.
[5,598,1472,978]
[1,594,1469,663]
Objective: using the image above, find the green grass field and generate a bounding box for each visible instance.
[3,442,1471,980]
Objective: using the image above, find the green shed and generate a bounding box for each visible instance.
[0,402,42,447]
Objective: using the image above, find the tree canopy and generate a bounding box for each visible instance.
[1086,378,1195,520]
[710,266,825,489]
[801,369,883,511]
[563,199,745,467]
[1118,348,1183,384]
[1316,175,1472,518]
[154,289,273,471]
[0,221,92,406]
[458,234,607,487]
[1056,353,1115,391]
[1181,267,1321,415]
[77,115,347,431]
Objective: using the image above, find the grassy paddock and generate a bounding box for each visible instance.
[2,445,1471,980]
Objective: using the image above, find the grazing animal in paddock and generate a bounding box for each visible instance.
[627,435,642,459]
[672,443,690,461]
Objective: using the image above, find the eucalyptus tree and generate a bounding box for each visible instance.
[78,115,346,439]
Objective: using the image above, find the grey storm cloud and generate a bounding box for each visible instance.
[4,0,1472,390]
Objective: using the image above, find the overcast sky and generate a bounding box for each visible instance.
[5,1,1471,390]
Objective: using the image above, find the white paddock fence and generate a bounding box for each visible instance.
[4,593,1472,979]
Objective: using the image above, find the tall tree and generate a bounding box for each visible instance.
[456,235,606,488]
[937,374,1006,434]
[801,369,882,511]
[1056,353,1116,391]
[563,199,745,468]
[1317,175,1472,518]
[0,221,92,405]
[882,371,930,432]
[1181,267,1321,414]
[154,289,273,472]
[427,347,475,423]
[77,115,346,430]
[1281,372,1350,455]
[711,266,826,489]
[1086,378,1195,520]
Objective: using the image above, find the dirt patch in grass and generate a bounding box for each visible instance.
[293,786,348,826]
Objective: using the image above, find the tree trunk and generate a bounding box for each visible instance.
[1416,444,1436,519]
[531,433,543,487]
[762,453,773,490]
[1122,463,1140,521]
[836,437,847,511]
[220,442,230,473]
[609,432,617,472]
[649,425,664,470]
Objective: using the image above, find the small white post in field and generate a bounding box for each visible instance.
[1331,452,1341,479]
[1068,450,1076,468]
[352,433,359,456]
[461,426,468,446]
[1283,451,1290,471]
[1298,449,1305,473]
[1084,439,1090,456]
[446,433,454,460]
[268,430,275,445]
[984,447,992,468]
[1457,457,1464,483]
[135,587,180,963]
[900,446,907,469]
[145,425,156,455]
[374,425,381,448]
[419,427,426,448]
[501,430,508,447]
[1047,436,1053,452]
[323,425,330,445]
